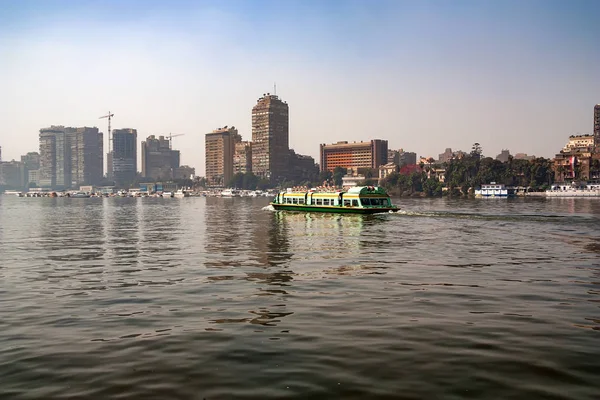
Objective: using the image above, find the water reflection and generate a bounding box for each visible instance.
[138,197,183,268]
[107,198,140,268]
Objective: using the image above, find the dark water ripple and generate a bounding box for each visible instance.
[1,195,599,399]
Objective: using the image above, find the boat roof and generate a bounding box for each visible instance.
[346,186,388,195]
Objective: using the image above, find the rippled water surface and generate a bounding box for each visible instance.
[1,195,599,399]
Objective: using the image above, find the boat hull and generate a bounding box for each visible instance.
[271,203,398,214]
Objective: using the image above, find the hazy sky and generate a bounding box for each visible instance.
[1,0,599,175]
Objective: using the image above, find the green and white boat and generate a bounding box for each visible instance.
[270,186,399,214]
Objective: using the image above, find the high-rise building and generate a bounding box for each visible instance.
[397,150,417,166]
[594,104,600,152]
[205,126,239,187]
[319,140,388,172]
[0,160,25,189]
[20,152,40,186]
[496,149,511,163]
[112,128,137,186]
[39,126,61,188]
[251,93,289,181]
[233,141,252,174]
[68,127,103,186]
[141,135,180,180]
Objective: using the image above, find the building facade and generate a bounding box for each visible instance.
[68,127,103,186]
[553,134,595,182]
[112,128,137,186]
[39,126,61,188]
[0,160,25,189]
[594,104,600,152]
[233,141,252,174]
[319,140,388,172]
[251,94,289,181]
[398,150,417,166]
[20,152,40,186]
[205,126,239,187]
[141,135,180,180]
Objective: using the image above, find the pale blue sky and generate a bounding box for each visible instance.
[1,0,599,174]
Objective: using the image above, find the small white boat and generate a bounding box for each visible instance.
[475,183,515,198]
[546,183,600,197]
[174,189,190,198]
[220,189,240,197]
[162,191,174,198]
[70,191,90,198]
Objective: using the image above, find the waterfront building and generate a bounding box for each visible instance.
[111,128,137,186]
[251,93,289,181]
[319,140,388,173]
[0,159,25,189]
[28,169,40,186]
[141,135,180,180]
[205,126,239,187]
[398,150,417,166]
[288,150,318,183]
[379,162,399,183]
[20,152,40,186]
[553,134,595,182]
[233,141,252,174]
[68,127,103,186]
[39,126,61,188]
[496,149,511,163]
[594,104,600,152]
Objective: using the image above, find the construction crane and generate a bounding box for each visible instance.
[167,133,185,150]
[99,112,114,144]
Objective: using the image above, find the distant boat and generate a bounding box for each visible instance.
[174,189,190,198]
[162,191,174,198]
[546,182,600,197]
[220,189,240,197]
[69,192,90,198]
[475,183,515,198]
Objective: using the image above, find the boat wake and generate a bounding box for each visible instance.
[262,205,276,212]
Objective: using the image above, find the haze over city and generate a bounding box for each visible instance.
[1,0,599,175]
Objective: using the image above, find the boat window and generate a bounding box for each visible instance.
[344,199,351,206]
[361,198,371,206]
[298,198,305,204]
[352,199,359,207]
[286,197,291,204]
[323,198,330,206]
[316,198,322,205]
[292,197,298,204]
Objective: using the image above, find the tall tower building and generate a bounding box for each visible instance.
[39,126,63,188]
[68,127,103,186]
[205,126,239,187]
[141,135,180,180]
[233,141,252,174]
[112,128,137,186]
[594,104,600,152]
[251,93,289,181]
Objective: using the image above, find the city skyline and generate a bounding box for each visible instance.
[1,1,600,175]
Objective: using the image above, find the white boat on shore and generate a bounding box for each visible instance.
[220,189,240,197]
[475,183,515,198]
[174,189,190,198]
[546,183,600,197]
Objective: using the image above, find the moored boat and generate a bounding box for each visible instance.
[475,183,515,198]
[270,186,399,214]
[546,182,600,197]
[174,189,190,198]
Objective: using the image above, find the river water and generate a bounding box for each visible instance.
[0,195,599,399]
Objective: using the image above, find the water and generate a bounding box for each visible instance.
[0,195,599,399]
